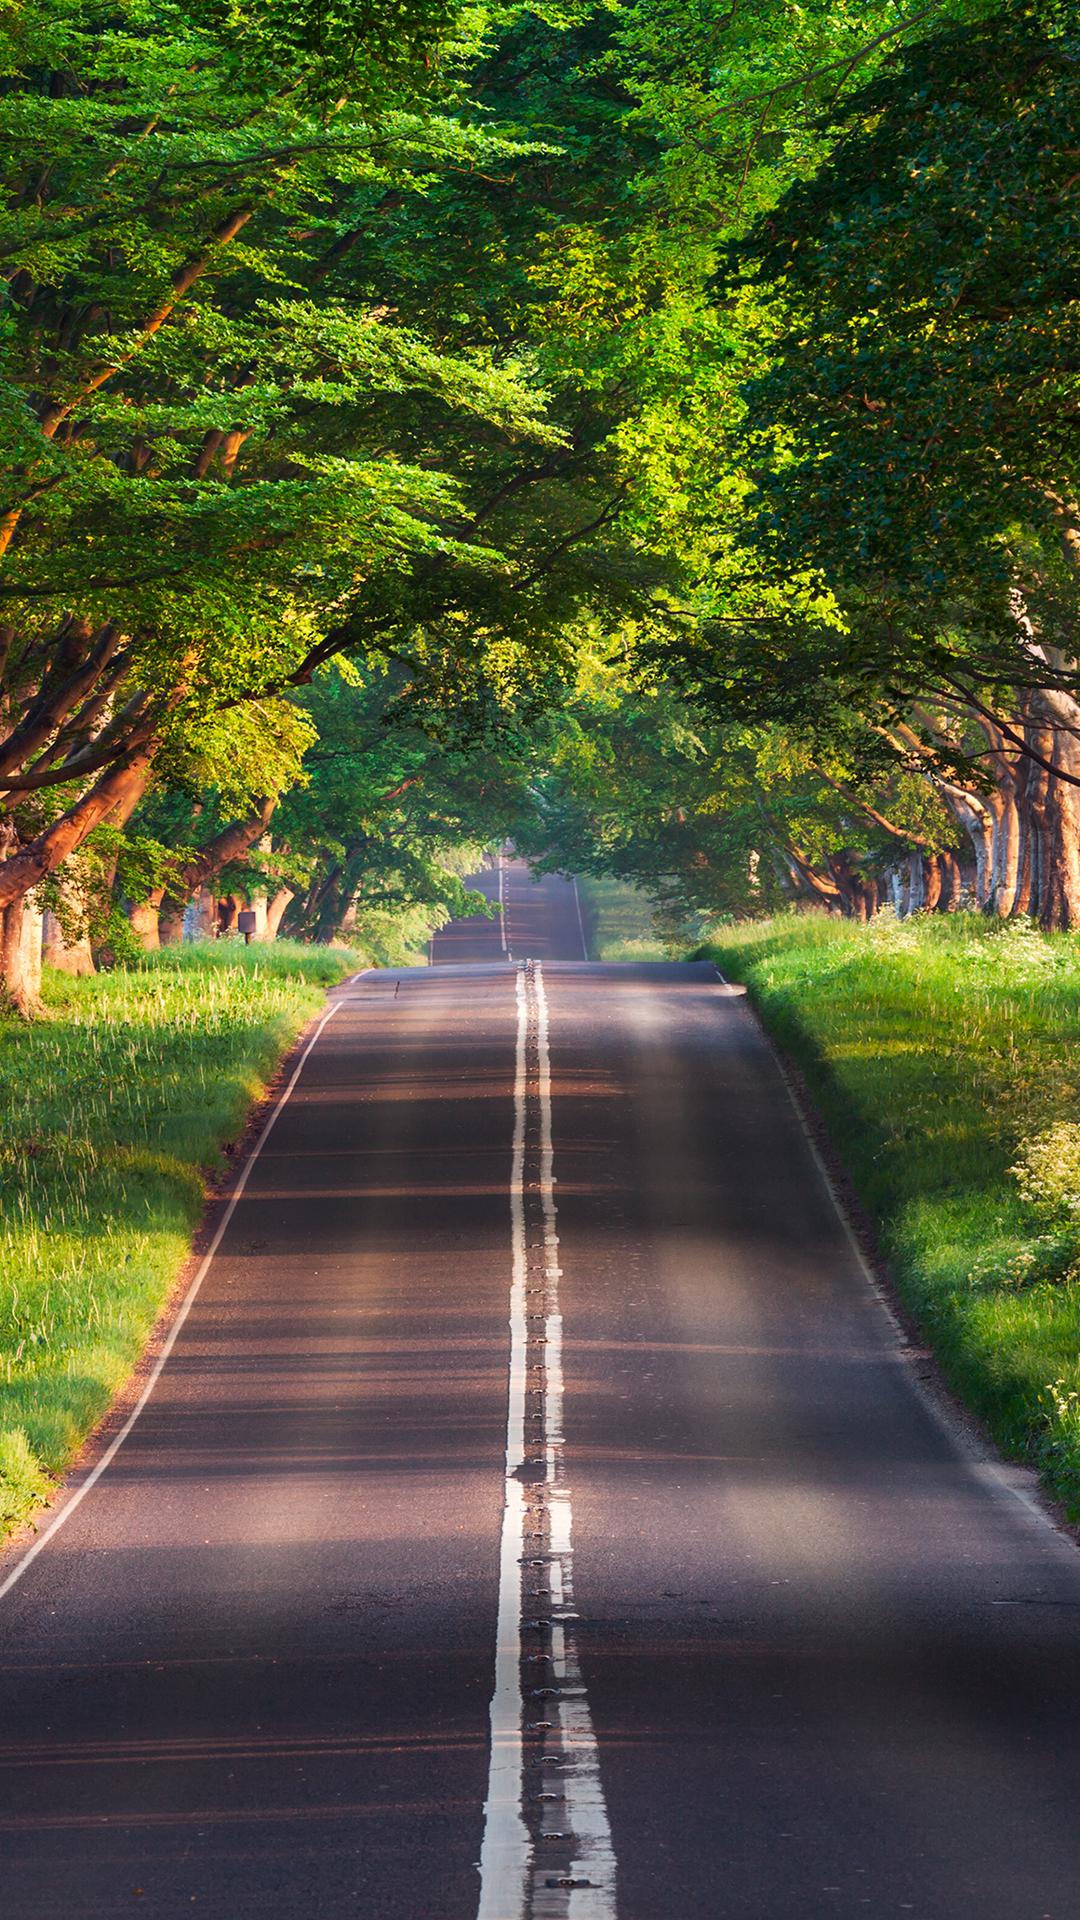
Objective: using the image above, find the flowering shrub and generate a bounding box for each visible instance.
[1011,1123,1080,1223]
[967,1232,1080,1292]
[1039,1378,1080,1506]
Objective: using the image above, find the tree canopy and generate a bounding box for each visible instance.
[0,0,1076,1001]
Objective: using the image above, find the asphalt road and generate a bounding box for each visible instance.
[430,856,589,966]
[4,859,1080,1918]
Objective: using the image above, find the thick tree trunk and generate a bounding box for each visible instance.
[987,786,1022,916]
[42,908,96,976]
[189,888,217,939]
[158,899,187,944]
[129,887,165,950]
[827,851,879,920]
[1015,719,1052,918]
[1039,715,1080,928]
[0,893,43,1015]
[38,865,97,976]
[1025,688,1080,929]
[941,851,964,910]
[264,887,294,940]
[905,851,924,914]
[939,789,992,908]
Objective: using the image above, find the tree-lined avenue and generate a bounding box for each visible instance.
[3,878,1080,1916]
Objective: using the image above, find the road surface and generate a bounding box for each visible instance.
[4,858,1080,1918]
[430,857,589,966]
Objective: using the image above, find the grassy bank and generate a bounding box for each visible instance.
[697,914,1080,1516]
[0,941,359,1537]
[576,874,673,961]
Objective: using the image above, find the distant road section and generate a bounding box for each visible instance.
[430,854,588,965]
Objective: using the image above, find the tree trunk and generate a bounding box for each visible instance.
[157,798,276,935]
[827,850,879,920]
[264,887,294,940]
[42,907,96,976]
[158,899,187,944]
[129,886,165,950]
[1041,776,1080,928]
[1037,690,1080,929]
[941,851,964,910]
[189,888,217,939]
[0,893,43,1016]
[38,864,97,975]
[1014,718,1051,918]
[939,789,992,908]
[987,786,1022,916]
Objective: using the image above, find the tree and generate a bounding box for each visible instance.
[702,3,1080,923]
[0,0,576,1003]
[1,0,711,1005]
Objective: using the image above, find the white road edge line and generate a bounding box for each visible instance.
[477,967,532,1920]
[710,961,1074,1554]
[0,985,363,1607]
[571,879,588,963]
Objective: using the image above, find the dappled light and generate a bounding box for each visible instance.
[0,0,1077,1907]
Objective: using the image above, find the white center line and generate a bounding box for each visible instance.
[499,855,512,960]
[476,963,617,1920]
[476,968,532,1920]
[534,962,616,1920]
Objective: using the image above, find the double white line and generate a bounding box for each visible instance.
[477,962,617,1920]
[498,855,512,960]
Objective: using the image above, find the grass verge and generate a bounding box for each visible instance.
[0,940,360,1539]
[576,874,671,961]
[696,913,1080,1517]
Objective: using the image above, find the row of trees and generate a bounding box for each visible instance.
[0,0,690,1004]
[1,0,1076,1003]
[538,0,1080,927]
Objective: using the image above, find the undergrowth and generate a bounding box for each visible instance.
[0,940,359,1538]
[696,913,1080,1516]
[576,874,676,961]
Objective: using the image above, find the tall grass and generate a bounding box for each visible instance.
[697,913,1080,1514]
[576,875,672,961]
[0,941,359,1536]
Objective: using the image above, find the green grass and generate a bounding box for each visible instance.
[0,940,360,1537]
[696,912,1080,1516]
[576,875,672,961]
